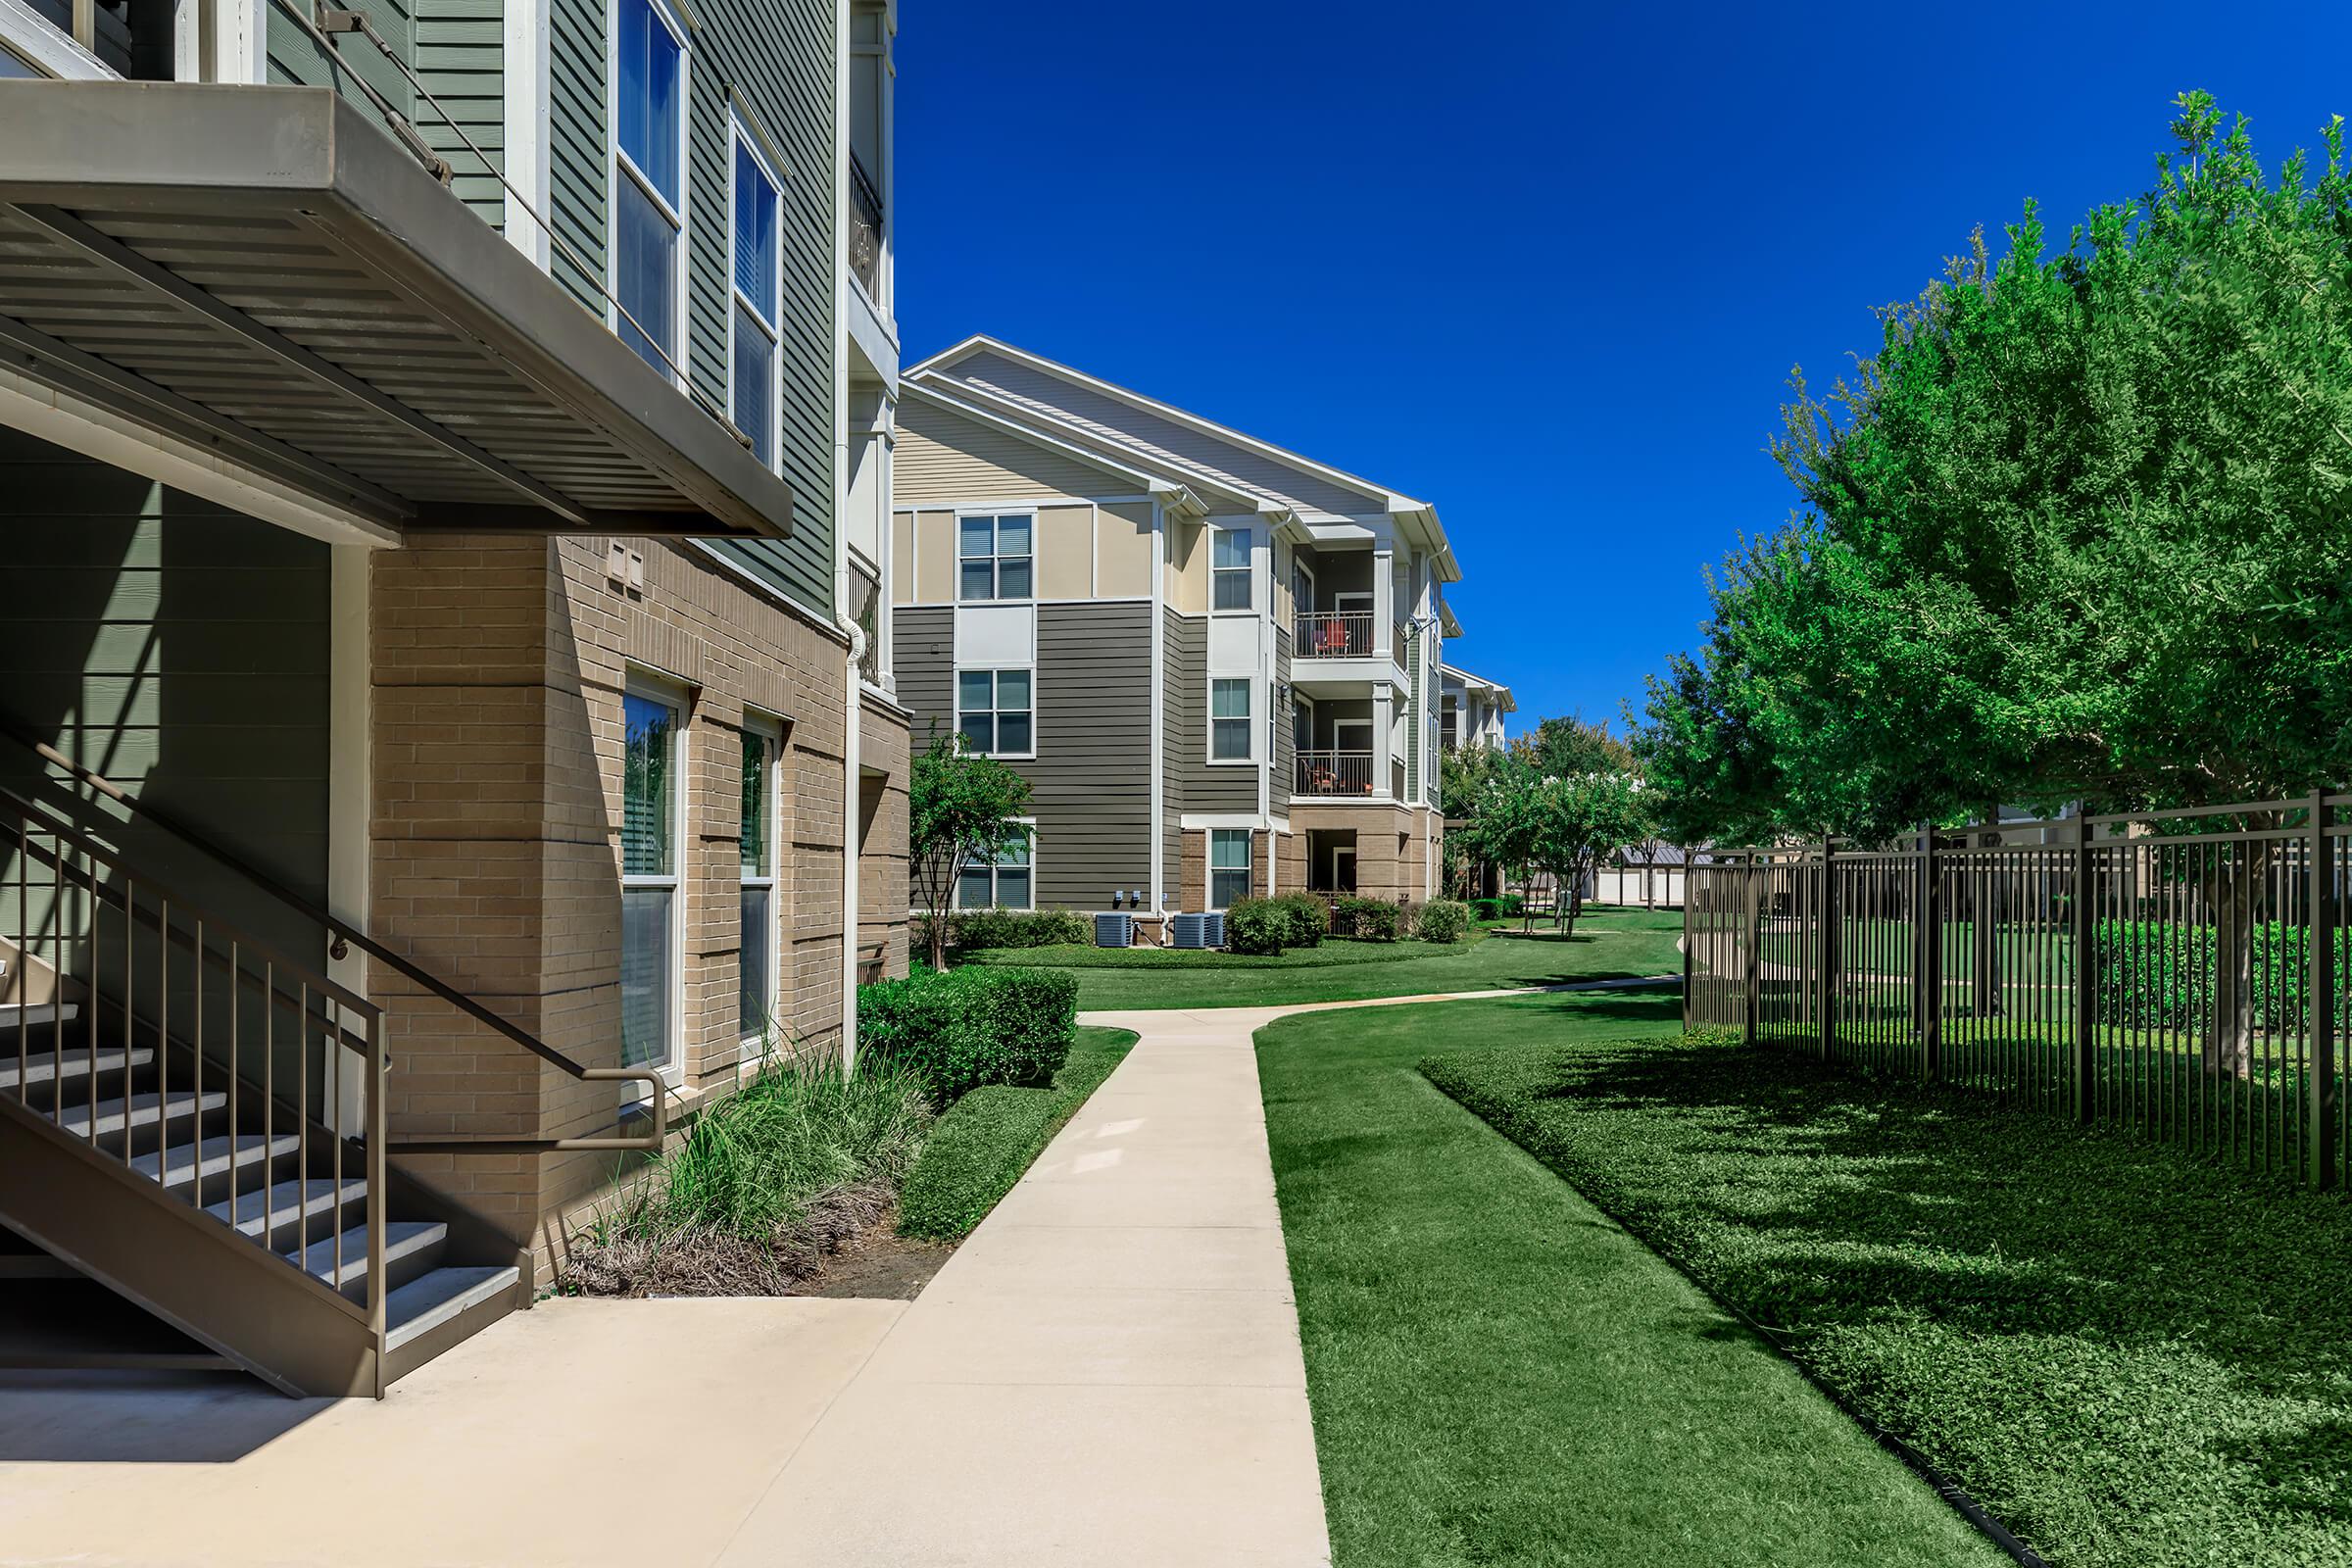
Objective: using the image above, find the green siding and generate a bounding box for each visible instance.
[417,0,507,223]
[0,428,331,966]
[554,0,840,612]
[268,0,416,131]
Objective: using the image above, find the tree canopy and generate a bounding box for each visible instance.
[908,732,1032,969]
[1636,93,2352,845]
[1462,717,1655,934]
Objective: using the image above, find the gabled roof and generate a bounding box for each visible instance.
[1441,663,1515,711]
[900,379,1249,517]
[910,335,1459,579]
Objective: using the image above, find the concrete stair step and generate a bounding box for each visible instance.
[0,1045,151,1092]
[54,1089,226,1139]
[384,1265,520,1352]
[204,1176,368,1249]
[131,1132,302,1190]
[288,1219,448,1297]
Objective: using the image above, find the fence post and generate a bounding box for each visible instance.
[1680,873,1694,1032]
[1819,837,1837,1062]
[1743,857,1762,1045]
[1921,823,1941,1082]
[2310,787,2338,1189]
[2072,810,2096,1123]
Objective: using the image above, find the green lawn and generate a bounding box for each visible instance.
[961,907,1684,1009]
[1256,987,2005,1568]
[896,1026,1137,1240]
[1424,1026,2352,1568]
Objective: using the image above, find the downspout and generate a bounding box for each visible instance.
[834,0,858,1071]
[842,627,862,1071]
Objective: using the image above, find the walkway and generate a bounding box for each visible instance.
[0,976,1673,1566]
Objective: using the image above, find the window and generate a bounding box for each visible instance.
[612,0,686,379]
[957,668,1033,758]
[1211,677,1252,761]
[958,514,1033,601]
[730,129,780,465]
[957,831,1033,910]
[1209,829,1251,910]
[739,727,779,1047]
[1213,528,1252,612]
[1442,699,1459,751]
[620,687,682,1076]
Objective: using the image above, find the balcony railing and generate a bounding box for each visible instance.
[1296,750,1375,797]
[1393,622,1409,669]
[1295,611,1373,660]
[849,155,885,301]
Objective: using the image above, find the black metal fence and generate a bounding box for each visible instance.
[1685,791,2346,1190]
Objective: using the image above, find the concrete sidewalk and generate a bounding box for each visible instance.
[715,1004,1331,1566]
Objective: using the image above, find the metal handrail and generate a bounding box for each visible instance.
[3,729,664,1153]
[1296,749,1375,797]
[1295,610,1373,659]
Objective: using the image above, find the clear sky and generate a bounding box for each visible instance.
[892,2,2352,739]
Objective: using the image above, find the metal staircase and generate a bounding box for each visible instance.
[0,737,663,1396]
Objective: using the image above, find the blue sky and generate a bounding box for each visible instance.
[893,2,2352,738]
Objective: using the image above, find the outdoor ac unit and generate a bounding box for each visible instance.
[1094,912,1135,948]
[1171,912,1227,950]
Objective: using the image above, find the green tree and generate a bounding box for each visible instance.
[1639,93,2352,843]
[1439,742,1506,898]
[1466,720,1656,935]
[908,732,1033,971]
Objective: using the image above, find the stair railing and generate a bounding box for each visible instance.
[1,729,665,1158]
[3,785,390,1357]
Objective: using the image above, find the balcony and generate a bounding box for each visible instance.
[1296,750,1375,798]
[849,155,885,302]
[1393,621,1409,670]
[1295,611,1373,660]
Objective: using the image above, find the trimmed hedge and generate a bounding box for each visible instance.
[1469,894,1526,922]
[856,966,1078,1104]
[2090,918,2340,1032]
[918,907,1091,956]
[1226,896,1288,956]
[1415,898,1470,944]
[1274,891,1330,949]
[1331,895,1403,941]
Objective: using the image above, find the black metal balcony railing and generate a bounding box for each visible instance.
[849,155,884,301]
[1296,750,1375,797]
[1295,611,1373,660]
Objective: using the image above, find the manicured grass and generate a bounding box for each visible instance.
[962,906,1684,1009]
[1423,1026,2352,1568]
[1256,988,2006,1568]
[896,1025,1138,1240]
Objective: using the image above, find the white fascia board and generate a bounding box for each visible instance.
[1179,811,1284,831]
[904,379,1182,496]
[912,334,1424,515]
[1390,498,1461,583]
[907,371,1260,515]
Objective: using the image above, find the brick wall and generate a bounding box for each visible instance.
[369,534,909,1281]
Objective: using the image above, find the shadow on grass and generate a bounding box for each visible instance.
[1422,1031,2352,1568]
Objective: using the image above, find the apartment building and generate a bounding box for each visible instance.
[1441,664,1513,752]
[0,0,905,1394]
[890,338,1461,918]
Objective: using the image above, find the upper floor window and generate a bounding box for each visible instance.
[1213,528,1252,612]
[1442,700,1459,751]
[1210,678,1252,761]
[613,0,687,379]
[958,668,1034,758]
[730,129,781,465]
[959,514,1033,601]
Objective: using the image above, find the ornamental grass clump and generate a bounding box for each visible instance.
[564,1054,932,1297]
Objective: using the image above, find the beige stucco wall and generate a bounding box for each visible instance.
[1099,500,1153,598]
[1039,503,1093,600]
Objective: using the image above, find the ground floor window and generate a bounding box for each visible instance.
[621,685,682,1074]
[1209,828,1251,909]
[957,830,1034,910]
[739,724,779,1047]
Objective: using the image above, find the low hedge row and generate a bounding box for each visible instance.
[1468,894,1526,921]
[915,907,1092,956]
[1328,896,1403,942]
[855,965,1078,1104]
[2090,918,2346,1031]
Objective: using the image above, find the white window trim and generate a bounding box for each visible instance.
[1207,827,1252,911]
[606,0,692,389]
[1207,674,1254,766]
[954,665,1037,761]
[955,509,1036,603]
[622,671,689,1092]
[955,817,1037,910]
[739,717,782,1054]
[725,114,784,466]
[1210,524,1253,614]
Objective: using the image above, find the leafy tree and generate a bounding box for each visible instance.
[908,732,1032,971]
[1466,719,1657,935]
[1637,92,2352,1073]
[1439,742,1507,898]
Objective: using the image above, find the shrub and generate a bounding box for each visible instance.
[1332,896,1402,942]
[949,906,1091,952]
[857,966,1078,1104]
[1273,891,1329,949]
[1468,897,1504,922]
[1416,899,1470,944]
[2090,918,2323,1031]
[1225,896,1287,956]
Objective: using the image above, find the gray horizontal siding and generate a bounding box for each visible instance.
[894,606,954,750]
[1028,604,1151,906]
[1168,611,1253,813]
[1270,627,1292,812]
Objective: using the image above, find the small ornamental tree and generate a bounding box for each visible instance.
[908,731,1033,971]
[1466,719,1656,936]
